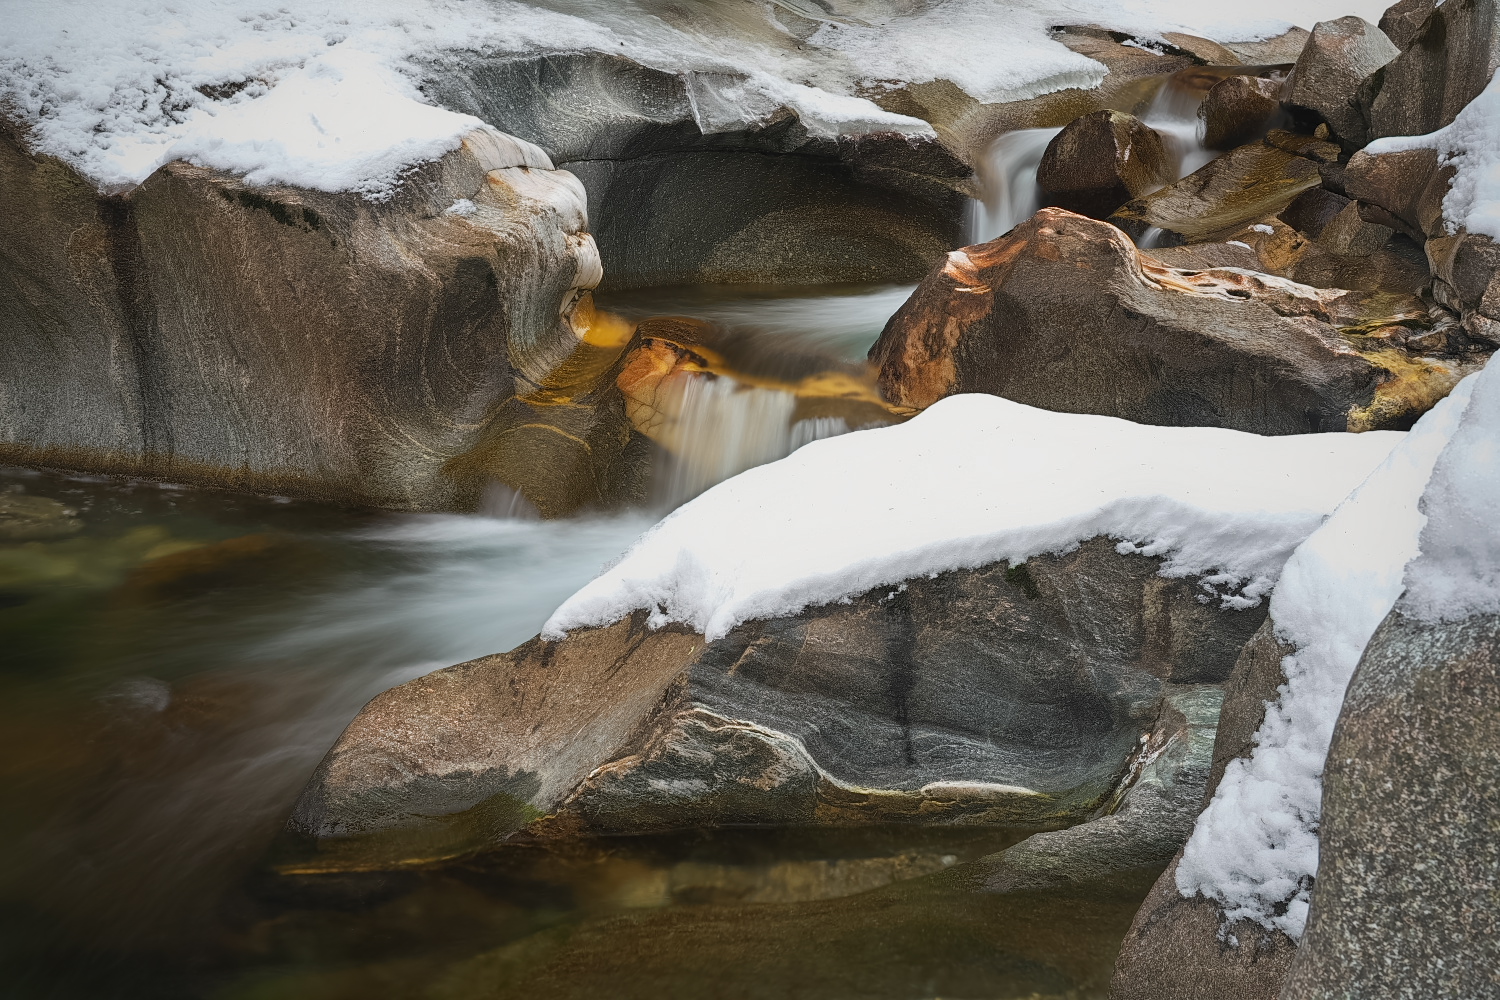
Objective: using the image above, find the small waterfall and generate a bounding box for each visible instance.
[654,372,852,508]
[1139,76,1214,181]
[968,126,1064,244]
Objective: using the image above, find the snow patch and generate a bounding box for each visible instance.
[1175,371,1482,939]
[1366,73,1500,240]
[545,394,1402,643]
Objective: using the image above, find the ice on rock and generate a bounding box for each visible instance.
[545,394,1403,643]
[1175,364,1488,940]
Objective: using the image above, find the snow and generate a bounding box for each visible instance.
[1366,73,1500,240]
[4,0,1392,196]
[545,394,1402,643]
[1402,356,1500,623]
[1174,370,1482,940]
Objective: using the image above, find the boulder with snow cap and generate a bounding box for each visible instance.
[0,118,600,510]
[871,208,1482,433]
[1110,369,1489,999]
[286,395,1400,868]
[1283,357,1500,1000]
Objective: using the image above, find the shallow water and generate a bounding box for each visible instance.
[1,283,1148,998]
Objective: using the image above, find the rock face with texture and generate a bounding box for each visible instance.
[1201,76,1285,150]
[288,538,1267,867]
[1283,17,1400,147]
[871,208,1479,434]
[1363,0,1500,141]
[1036,111,1172,220]
[1108,620,1302,1000]
[1110,131,1341,244]
[0,120,600,510]
[1282,608,1500,999]
[423,52,970,289]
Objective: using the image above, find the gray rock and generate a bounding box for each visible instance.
[964,684,1224,895]
[1426,231,1500,346]
[1364,0,1500,141]
[1379,0,1439,50]
[0,120,598,510]
[1343,145,1453,241]
[1283,17,1400,148]
[1283,609,1500,999]
[1036,111,1172,220]
[1108,619,1301,1000]
[288,538,1270,866]
[871,208,1476,433]
[1201,76,1285,151]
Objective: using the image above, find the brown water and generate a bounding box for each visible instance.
[1,285,1150,999]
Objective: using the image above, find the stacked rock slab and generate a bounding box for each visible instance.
[0,120,599,510]
[870,208,1479,434]
[287,539,1266,868]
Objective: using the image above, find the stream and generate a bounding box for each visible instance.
[0,101,1205,996]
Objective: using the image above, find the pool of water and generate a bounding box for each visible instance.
[1,283,1149,999]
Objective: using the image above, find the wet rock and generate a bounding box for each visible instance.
[1108,620,1301,1000]
[0,487,81,541]
[1283,17,1400,148]
[289,538,1268,867]
[1364,0,1500,140]
[1282,609,1500,999]
[0,119,599,510]
[424,52,970,289]
[1110,131,1340,244]
[1342,145,1453,240]
[1035,111,1172,220]
[964,685,1223,896]
[1200,76,1284,150]
[871,208,1475,433]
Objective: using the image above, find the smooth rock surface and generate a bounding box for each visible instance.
[1201,76,1284,150]
[289,538,1269,866]
[1110,131,1340,244]
[1343,145,1453,240]
[871,208,1474,433]
[1283,609,1500,999]
[0,120,599,510]
[1036,111,1172,220]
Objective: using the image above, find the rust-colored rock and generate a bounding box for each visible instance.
[1201,76,1284,150]
[871,208,1481,433]
[1036,111,1172,219]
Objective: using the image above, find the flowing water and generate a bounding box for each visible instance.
[0,284,1150,999]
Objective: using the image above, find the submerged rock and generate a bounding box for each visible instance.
[0,120,599,510]
[870,208,1479,433]
[287,538,1267,867]
[0,487,81,541]
[1036,111,1172,220]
